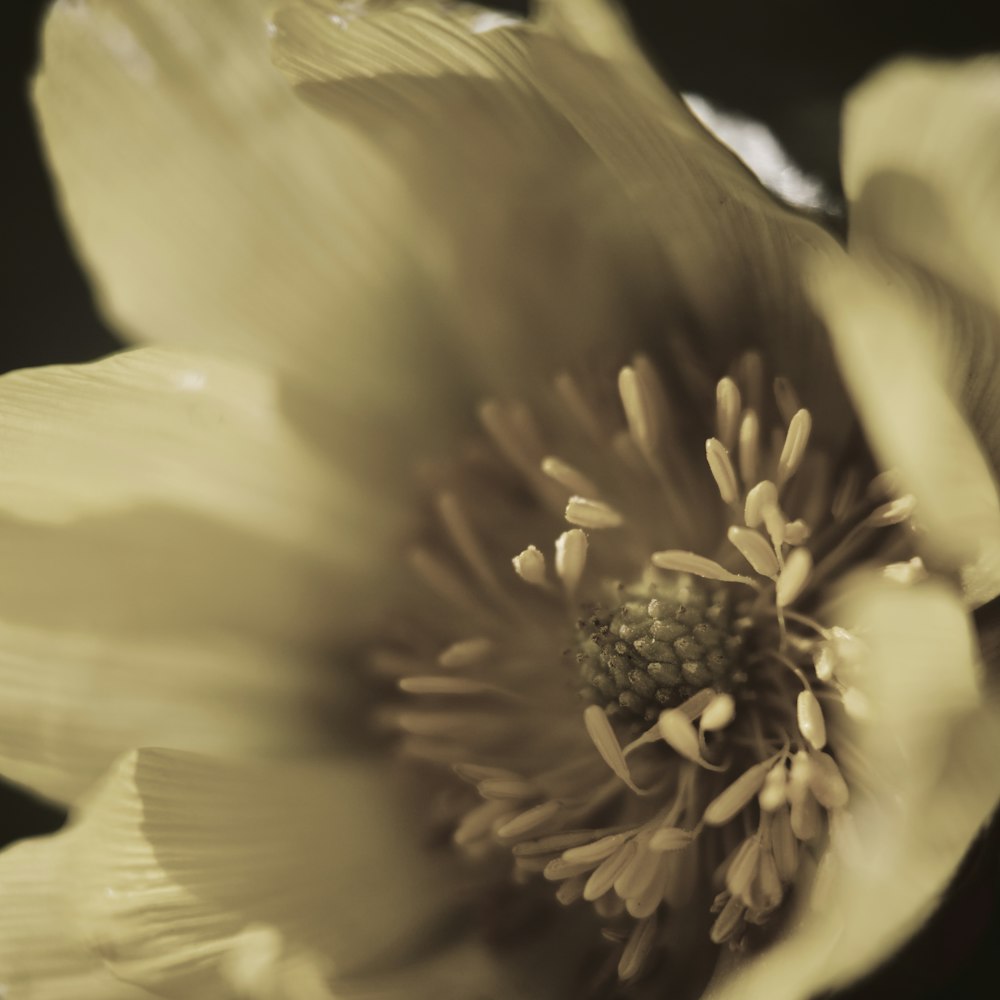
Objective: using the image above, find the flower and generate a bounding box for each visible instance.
[2,0,999,997]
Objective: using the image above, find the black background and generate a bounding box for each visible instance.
[2,1,999,996]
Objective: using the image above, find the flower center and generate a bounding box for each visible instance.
[373,350,917,991]
[577,576,748,723]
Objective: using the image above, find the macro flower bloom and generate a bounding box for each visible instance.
[2,0,1000,997]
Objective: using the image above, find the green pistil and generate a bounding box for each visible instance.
[577,578,747,722]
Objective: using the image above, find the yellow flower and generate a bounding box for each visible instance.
[1,0,998,997]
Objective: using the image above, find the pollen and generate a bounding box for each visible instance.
[372,349,917,990]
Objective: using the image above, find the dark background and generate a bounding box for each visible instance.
[2,1,999,996]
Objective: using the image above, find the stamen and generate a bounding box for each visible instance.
[776,409,812,488]
[496,800,563,839]
[512,545,548,587]
[383,356,911,978]
[703,758,776,826]
[541,455,599,497]
[775,547,812,606]
[738,409,760,486]
[618,914,658,981]
[715,377,742,451]
[650,551,755,587]
[865,494,916,527]
[706,438,739,505]
[796,689,827,750]
[727,526,779,579]
[554,528,588,595]
[744,480,778,529]
[553,372,605,446]
[619,365,659,456]
[700,692,736,731]
[565,496,624,529]
[584,705,645,794]
[437,492,508,599]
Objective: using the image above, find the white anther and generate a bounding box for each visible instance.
[808,750,849,809]
[777,408,812,488]
[437,637,495,669]
[716,377,742,451]
[865,494,917,527]
[649,826,696,851]
[565,496,623,529]
[744,480,778,528]
[554,529,588,595]
[813,645,836,682]
[541,455,599,498]
[758,761,787,812]
[703,759,773,826]
[882,556,928,585]
[584,705,641,793]
[700,692,736,731]
[796,689,827,750]
[706,438,739,504]
[658,709,703,762]
[619,365,659,455]
[738,409,760,486]
[512,545,547,586]
[651,550,755,586]
[776,547,812,607]
[727,526,779,578]
[783,519,811,545]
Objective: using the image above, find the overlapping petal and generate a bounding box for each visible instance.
[0,348,397,802]
[711,577,1000,999]
[33,0,471,454]
[0,833,155,1000]
[269,0,850,435]
[62,749,460,999]
[840,57,1000,485]
[809,256,1000,605]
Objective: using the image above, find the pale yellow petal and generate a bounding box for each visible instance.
[710,577,1000,999]
[531,0,848,428]
[0,833,154,1000]
[270,0,667,394]
[0,623,345,805]
[809,256,1000,605]
[69,749,460,998]
[33,0,466,448]
[0,348,400,630]
[843,56,1000,312]
[270,0,849,433]
[840,56,1000,497]
[0,349,392,563]
[0,349,397,803]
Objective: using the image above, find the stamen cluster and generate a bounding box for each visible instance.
[375,350,916,989]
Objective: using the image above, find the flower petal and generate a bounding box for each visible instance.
[840,56,1000,506]
[809,256,1000,605]
[0,833,153,1000]
[270,0,850,433]
[0,348,392,565]
[842,57,1000,313]
[531,0,849,425]
[68,748,460,998]
[269,0,668,393]
[33,0,466,445]
[0,624,343,805]
[0,349,395,802]
[709,577,1000,999]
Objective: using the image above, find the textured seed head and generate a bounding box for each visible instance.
[576,574,748,722]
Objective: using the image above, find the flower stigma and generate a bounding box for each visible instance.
[372,350,917,993]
